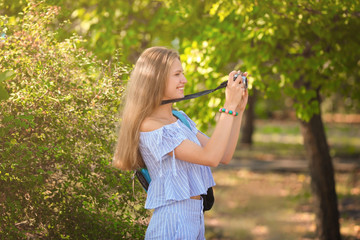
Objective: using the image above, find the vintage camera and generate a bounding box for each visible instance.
[234,74,248,89]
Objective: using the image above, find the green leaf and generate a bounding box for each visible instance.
[0,84,9,100]
[0,71,15,101]
[0,70,15,83]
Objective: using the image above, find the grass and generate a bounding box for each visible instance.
[204,120,360,240]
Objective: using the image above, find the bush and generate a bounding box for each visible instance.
[0,2,147,239]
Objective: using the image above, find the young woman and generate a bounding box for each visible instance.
[113,46,248,239]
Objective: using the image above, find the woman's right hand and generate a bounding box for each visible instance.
[224,71,245,110]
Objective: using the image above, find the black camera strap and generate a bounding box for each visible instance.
[161,80,228,105]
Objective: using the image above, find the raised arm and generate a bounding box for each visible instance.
[219,73,248,164]
[196,74,248,165]
[171,71,247,167]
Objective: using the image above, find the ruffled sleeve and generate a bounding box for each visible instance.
[140,122,187,161]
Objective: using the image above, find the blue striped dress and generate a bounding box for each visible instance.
[139,110,216,239]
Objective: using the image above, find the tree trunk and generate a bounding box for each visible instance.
[299,111,341,239]
[240,89,256,145]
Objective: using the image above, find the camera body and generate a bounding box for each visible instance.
[233,74,248,89]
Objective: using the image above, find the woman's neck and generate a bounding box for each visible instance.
[150,103,176,123]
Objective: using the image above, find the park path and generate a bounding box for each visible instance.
[206,157,360,240]
[218,157,360,173]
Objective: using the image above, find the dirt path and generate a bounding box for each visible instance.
[204,158,360,240]
[217,157,360,173]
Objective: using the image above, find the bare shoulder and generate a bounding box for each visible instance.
[140,117,166,132]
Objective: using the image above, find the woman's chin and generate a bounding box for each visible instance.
[177,90,184,97]
[162,92,184,101]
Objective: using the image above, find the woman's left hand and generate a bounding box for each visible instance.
[236,71,249,113]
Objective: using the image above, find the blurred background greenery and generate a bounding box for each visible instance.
[1,0,359,239]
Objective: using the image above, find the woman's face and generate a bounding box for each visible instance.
[163,58,187,100]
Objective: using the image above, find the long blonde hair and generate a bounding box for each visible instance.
[113,47,180,170]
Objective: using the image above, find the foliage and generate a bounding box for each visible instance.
[40,0,173,62]
[165,0,360,130]
[3,1,359,128]
[0,70,15,100]
[0,0,26,16]
[0,2,147,239]
[59,0,173,62]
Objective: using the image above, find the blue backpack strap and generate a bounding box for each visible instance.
[137,110,191,191]
[172,110,191,130]
[140,168,151,183]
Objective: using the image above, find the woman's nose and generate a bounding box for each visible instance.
[181,75,187,83]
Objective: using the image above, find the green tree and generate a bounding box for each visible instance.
[165,1,360,239]
[51,0,174,62]
[1,0,174,62]
[0,2,147,238]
